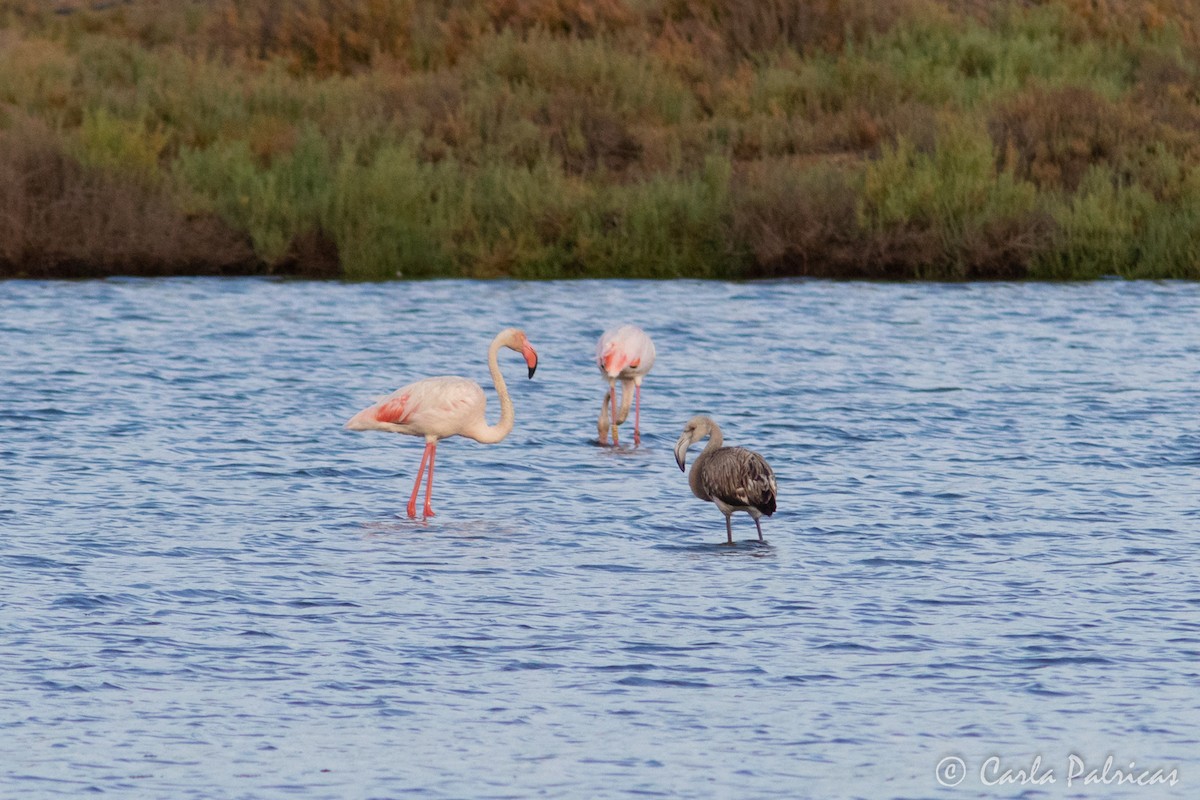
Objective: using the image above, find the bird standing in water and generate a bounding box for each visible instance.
[596,325,655,446]
[346,328,538,518]
[674,416,777,545]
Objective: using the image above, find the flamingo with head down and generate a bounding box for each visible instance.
[345,328,538,518]
[596,324,655,446]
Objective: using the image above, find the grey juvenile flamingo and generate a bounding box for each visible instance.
[674,415,777,544]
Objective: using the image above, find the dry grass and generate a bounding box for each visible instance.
[990,86,1152,192]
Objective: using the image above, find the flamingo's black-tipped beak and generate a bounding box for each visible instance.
[522,342,539,379]
[674,436,690,472]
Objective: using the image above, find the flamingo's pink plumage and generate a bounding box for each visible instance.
[346,328,538,518]
[596,325,655,446]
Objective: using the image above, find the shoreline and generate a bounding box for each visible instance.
[1,262,1180,282]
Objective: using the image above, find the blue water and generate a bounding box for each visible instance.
[2,278,1198,799]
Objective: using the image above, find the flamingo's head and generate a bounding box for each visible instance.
[599,349,630,379]
[596,325,648,379]
[674,415,716,471]
[501,328,538,378]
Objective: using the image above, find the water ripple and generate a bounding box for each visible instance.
[1,278,1198,799]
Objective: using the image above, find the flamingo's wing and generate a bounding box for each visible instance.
[395,376,486,430]
[626,328,655,376]
[347,384,415,431]
[347,376,484,433]
[372,391,414,424]
[701,447,777,516]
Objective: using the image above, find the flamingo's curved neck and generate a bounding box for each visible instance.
[702,423,723,453]
[615,378,635,425]
[472,335,515,444]
[688,423,723,498]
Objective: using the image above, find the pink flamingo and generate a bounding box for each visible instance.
[596,325,655,446]
[345,328,539,518]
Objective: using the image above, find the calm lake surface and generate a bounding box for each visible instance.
[2,278,1198,799]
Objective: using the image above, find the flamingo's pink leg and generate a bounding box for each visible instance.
[407,442,432,518]
[422,442,437,518]
[633,383,642,445]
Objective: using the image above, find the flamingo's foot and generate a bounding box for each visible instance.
[632,431,641,446]
[423,506,435,518]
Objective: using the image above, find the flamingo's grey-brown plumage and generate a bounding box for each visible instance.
[674,416,777,545]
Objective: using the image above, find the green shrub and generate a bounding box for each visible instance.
[859,116,1041,278]
[73,107,166,178]
[1034,165,1200,279]
[328,143,462,280]
[175,125,333,263]
[582,155,733,278]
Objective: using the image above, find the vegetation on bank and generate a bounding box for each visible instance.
[2,0,1200,280]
